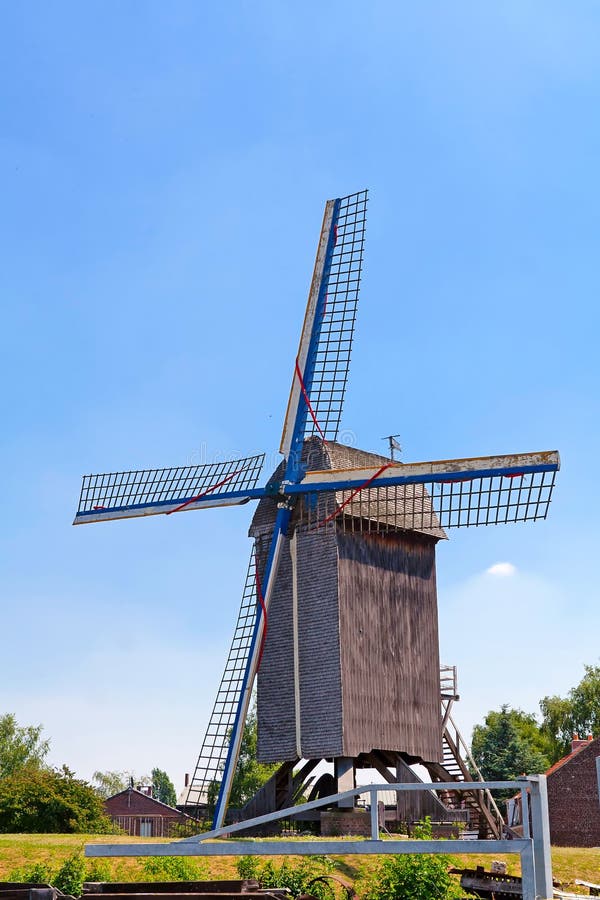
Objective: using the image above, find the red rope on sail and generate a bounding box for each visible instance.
[255,555,268,670]
[316,461,395,529]
[295,357,327,444]
[166,469,241,515]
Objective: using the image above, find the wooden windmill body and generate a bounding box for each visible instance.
[253,439,445,776]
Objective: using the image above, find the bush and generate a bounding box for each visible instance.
[235,856,335,898]
[140,856,208,882]
[53,852,88,897]
[236,856,259,880]
[6,862,54,884]
[84,859,112,884]
[0,767,115,834]
[359,818,461,900]
[7,853,115,896]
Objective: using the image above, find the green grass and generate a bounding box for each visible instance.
[0,834,598,891]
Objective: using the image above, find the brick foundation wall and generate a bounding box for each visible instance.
[320,809,371,836]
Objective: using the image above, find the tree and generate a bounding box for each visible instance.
[541,663,600,761]
[92,770,131,798]
[471,706,550,795]
[207,704,278,813]
[0,713,49,779]
[151,767,177,807]
[0,765,114,833]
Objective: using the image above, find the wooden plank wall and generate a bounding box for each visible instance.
[337,530,442,763]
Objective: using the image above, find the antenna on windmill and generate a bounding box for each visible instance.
[383,434,402,461]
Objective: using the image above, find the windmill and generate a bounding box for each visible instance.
[74,190,559,834]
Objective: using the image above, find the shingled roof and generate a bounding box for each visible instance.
[251,438,446,541]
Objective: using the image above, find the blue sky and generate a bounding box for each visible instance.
[1,1,599,790]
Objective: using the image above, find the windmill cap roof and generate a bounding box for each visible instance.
[250,438,447,540]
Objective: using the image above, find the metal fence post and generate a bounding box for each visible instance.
[528,775,553,899]
[370,789,379,840]
[520,842,536,900]
[596,756,600,807]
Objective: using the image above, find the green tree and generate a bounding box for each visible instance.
[92,769,130,798]
[541,663,600,761]
[471,706,550,795]
[151,767,177,807]
[207,704,278,813]
[0,713,49,779]
[0,765,115,833]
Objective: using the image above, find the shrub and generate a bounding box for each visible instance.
[6,862,54,884]
[0,767,114,834]
[235,856,335,898]
[85,859,112,884]
[53,852,88,897]
[140,856,208,882]
[359,818,461,900]
[236,856,259,880]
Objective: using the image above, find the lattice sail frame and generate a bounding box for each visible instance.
[185,550,259,809]
[305,190,367,441]
[75,454,265,522]
[297,468,558,534]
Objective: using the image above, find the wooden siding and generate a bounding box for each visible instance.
[253,438,443,767]
[297,529,343,759]
[337,530,442,763]
[256,535,298,762]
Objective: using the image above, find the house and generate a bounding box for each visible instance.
[104,784,198,837]
[506,734,600,847]
[546,734,600,847]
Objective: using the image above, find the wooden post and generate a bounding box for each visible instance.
[335,758,355,809]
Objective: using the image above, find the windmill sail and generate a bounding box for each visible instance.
[293,449,560,532]
[73,454,265,524]
[210,192,369,829]
[280,191,368,459]
[185,549,259,812]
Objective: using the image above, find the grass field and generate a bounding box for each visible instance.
[0,834,598,892]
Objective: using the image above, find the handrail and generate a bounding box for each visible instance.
[444,709,504,828]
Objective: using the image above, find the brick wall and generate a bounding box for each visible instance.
[547,737,600,847]
[104,789,189,834]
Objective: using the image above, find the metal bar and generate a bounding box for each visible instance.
[520,785,531,840]
[520,844,536,900]
[370,789,379,840]
[528,775,553,900]
[596,756,600,806]
[86,838,529,858]
[196,780,523,843]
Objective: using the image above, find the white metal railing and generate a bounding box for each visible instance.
[86,776,553,900]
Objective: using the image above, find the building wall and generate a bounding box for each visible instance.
[256,525,342,762]
[547,739,600,847]
[104,790,190,837]
[257,524,442,765]
[337,530,442,763]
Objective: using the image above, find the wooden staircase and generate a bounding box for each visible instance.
[423,666,504,839]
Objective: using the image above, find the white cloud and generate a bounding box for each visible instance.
[486,561,516,577]
[438,567,600,747]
